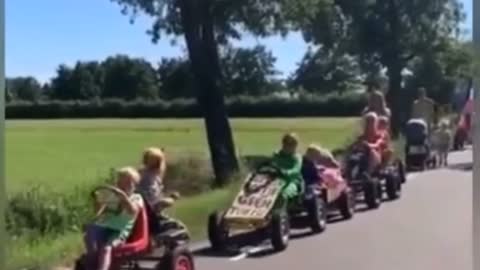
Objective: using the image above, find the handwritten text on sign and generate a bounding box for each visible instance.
[225,173,282,220]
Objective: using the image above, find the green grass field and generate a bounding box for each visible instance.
[6,118,359,194]
[7,117,358,270]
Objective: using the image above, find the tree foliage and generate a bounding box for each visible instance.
[157,57,195,99]
[6,77,43,101]
[102,55,159,100]
[289,47,360,93]
[221,45,280,96]
[50,63,103,100]
[297,0,465,134]
[157,45,281,99]
[405,40,473,106]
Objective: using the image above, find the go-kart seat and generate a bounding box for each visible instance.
[112,205,150,258]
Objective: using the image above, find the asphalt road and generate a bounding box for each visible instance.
[193,149,472,270]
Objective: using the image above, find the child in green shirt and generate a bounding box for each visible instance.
[271,133,303,200]
[84,167,144,270]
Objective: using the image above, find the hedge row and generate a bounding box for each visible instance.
[6,93,367,119]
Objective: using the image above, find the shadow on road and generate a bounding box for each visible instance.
[448,162,472,171]
[193,247,238,258]
[192,232,265,258]
[355,205,375,213]
[247,248,278,258]
[327,214,350,224]
[290,230,317,240]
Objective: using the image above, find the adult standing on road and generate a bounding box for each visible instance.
[411,87,435,131]
[362,89,391,119]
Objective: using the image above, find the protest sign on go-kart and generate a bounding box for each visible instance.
[224,171,283,222]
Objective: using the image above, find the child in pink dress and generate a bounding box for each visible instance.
[303,145,345,193]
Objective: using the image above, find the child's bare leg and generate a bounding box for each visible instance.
[97,246,112,270]
[154,204,187,231]
[84,225,98,254]
[84,225,104,268]
[368,149,380,174]
[381,149,393,167]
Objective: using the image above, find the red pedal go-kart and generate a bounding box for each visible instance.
[344,143,404,209]
[74,188,194,270]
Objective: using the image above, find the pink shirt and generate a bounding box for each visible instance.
[319,167,344,188]
[463,99,473,115]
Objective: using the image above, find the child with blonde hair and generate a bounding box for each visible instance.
[138,147,168,210]
[432,120,452,166]
[302,144,345,190]
[377,116,393,166]
[355,112,384,173]
[306,144,339,169]
[137,147,187,235]
[302,145,323,187]
[84,167,144,270]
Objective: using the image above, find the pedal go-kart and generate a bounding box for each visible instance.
[208,163,326,252]
[344,143,404,209]
[314,166,355,220]
[74,187,194,270]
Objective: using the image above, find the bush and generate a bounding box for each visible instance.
[164,153,214,196]
[6,93,366,119]
[6,186,93,238]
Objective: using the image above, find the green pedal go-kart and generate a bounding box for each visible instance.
[207,163,327,252]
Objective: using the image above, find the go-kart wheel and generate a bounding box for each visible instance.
[454,131,466,151]
[158,245,195,270]
[363,179,381,209]
[73,257,86,270]
[385,175,400,200]
[305,196,327,233]
[270,210,290,252]
[432,156,439,168]
[405,156,410,172]
[396,160,407,184]
[337,190,355,220]
[207,211,228,251]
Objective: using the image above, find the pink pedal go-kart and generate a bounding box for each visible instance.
[313,166,356,220]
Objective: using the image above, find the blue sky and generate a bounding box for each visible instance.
[6,0,473,83]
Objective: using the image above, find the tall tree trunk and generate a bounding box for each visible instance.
[386,63,404,137]
[178,0,239,186]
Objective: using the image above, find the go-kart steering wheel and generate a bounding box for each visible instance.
[92,186,121,209]
[244,162,283,194]
[256,162,283,177]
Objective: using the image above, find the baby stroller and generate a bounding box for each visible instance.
[404,119,437,171]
